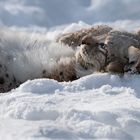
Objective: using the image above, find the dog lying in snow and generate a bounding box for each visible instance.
[0,27,108,92]
[57,25,140,74]
[0,28,79,92]
[53,32,140,80]
[0,26,140,93]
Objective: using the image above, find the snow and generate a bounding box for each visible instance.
[0,0,140,140]
[1,73,140,140]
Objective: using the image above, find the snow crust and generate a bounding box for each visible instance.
[1,73,140,140]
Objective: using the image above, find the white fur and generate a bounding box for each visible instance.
[0,28,75,83]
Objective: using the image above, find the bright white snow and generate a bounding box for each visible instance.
[1,73,140,140]
[0,0,140,140]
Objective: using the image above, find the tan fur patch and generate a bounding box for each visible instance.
[57,25,112,47]
[106,61,125,73]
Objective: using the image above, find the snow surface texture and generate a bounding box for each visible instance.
[0,21,140,140]
[1,73,140,140]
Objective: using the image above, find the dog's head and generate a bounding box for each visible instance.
[76,35,107,72]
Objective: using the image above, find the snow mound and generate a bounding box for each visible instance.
[1,73,140,139]
[18,79,63,94]
[17,73,140,98]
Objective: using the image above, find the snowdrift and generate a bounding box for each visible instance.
[1,73,140,140]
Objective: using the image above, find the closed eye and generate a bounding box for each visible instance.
[98,43,105,49]
[129,61,135,65]
[98,43,107,54]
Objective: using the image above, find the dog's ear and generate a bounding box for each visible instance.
[81,35,99,46]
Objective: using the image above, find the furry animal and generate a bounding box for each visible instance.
[105,30,140,64]
[75,32,140,74]
[103,30,140,74]
[75,35,107,71]
[1,26,140,92]
[106,61,125,73]
[57,25,112,48]
[75,36,125,74]
[57,25,140,74]
[0,27,107,92]
[62,25,140,72]
[42,58,77,82]
[0,28,77,92]
[124,46,140,73]
[0,64,20,92]
[49,41,107,81]
[133,58,140,73]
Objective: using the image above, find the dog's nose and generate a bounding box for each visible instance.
[129,61,135,65]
